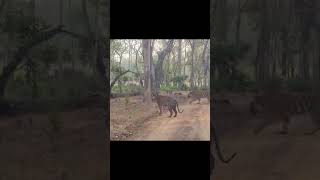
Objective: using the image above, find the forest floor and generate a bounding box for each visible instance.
[211,93,320,180]
[110,92,210,141]
[0,107,107,180]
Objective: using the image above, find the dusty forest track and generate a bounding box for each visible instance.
[0,108,107,180]
[110,95,210,141]
[208,92,320,180]
[212,122,320,180]
[128,103,210,141]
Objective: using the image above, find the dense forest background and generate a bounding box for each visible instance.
[110,39,210,97]
[0,1,109,179]
[0,0,108,107]
[211,0,320,92]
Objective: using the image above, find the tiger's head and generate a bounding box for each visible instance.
[187,91,194,98]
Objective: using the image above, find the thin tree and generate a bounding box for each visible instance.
[143,40,152,104]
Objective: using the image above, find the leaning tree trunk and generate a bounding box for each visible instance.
[301,25,310,80]
[318,31,320,80]
[202,40,209,88]
[0,26,65,98]
[255,0,270,81]
[154,40,174,90]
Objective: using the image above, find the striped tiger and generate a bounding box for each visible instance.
[187,90,210,104]
[250,91,320,135]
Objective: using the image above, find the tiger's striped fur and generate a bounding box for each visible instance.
[187,90,210,104]
[250,91,320,135]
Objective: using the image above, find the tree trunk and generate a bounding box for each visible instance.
[202,40,209,88]
[128,41,132,70]
[96,40,108,85]
[281,28,288,78]
[143,40,152,104]
[184,40,187,76]
[212,0,228,42]
[81,0,93,38]
[118,54,123,93]
[58,0,64,77]
[178,40,182,77]
[256,0,270,81]
[301,32,310,80]
[235,0,241,48]
[318,32,320,80]
[189,40,195,89]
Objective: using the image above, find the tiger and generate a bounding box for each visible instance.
[152,93,184,117]
[187,90,210,104]
[250,90,320,135]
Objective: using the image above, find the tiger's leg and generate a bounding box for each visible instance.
[173,107,177,117]
[198,98,201,104]
[158,105,162,115]
[168,108,173,117]
[189,98,196,104]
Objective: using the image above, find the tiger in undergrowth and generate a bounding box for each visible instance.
[250,90,320,135]
[187,90,210,104]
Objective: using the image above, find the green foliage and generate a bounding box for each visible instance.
[180,83,189,91]
[110,64,126,74]
[112,84,143,94]
[160,85,179,93]
[171,75,188,90]
[171,75,188,84]
[121,75,129,82]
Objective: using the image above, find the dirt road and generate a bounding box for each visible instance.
[212,118,320,180]
[127,103,210,141]
[110,95,210,141]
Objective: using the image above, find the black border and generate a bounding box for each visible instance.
[111,141,210,179]
[110,0,210,39]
